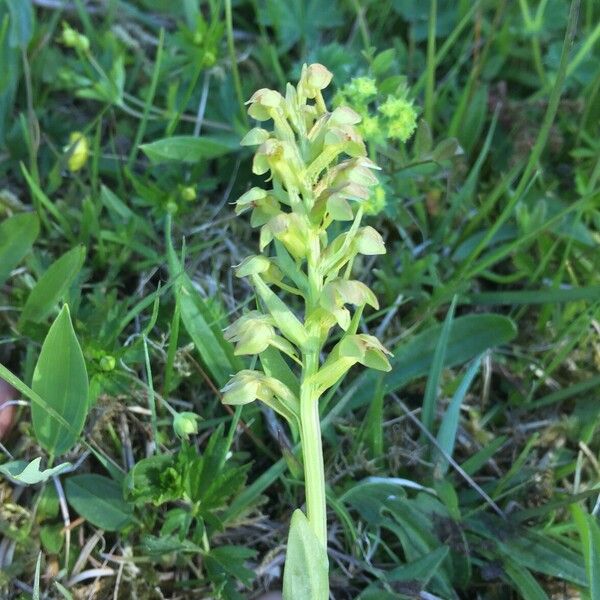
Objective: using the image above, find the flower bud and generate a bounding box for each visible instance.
[181,186,196,201]
[173,411,200,440]
[64,132,89,172]
[298,63,333,99]
[99,355,116,372]
[60,22,90,52]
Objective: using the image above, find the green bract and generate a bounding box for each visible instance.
[222,64,392,597]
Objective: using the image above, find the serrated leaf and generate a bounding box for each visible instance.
[0,212,39,286]
[0,457,71,485]
[20,246,86,324]
[31,305,89,455]
[65,474,133,531]
[283,510,329,600]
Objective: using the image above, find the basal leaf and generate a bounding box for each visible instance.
[283,509,329,600]
[31,305,89,455]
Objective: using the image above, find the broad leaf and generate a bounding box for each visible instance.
[283,510,329,600]
[65,474,133,531]
[31,305,89,455]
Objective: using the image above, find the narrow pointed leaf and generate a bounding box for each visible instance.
[166,218,241,386]
[421,297,457,434]
[20,245,86,324]
[0,212,39,286]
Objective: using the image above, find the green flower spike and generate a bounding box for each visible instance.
[222,64,392,598]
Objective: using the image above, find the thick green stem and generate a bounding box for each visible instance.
[300,350,327,549]
[299,234,328,549]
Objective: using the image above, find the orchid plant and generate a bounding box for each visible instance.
[221,64,392,598]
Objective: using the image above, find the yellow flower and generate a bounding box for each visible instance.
[65,132,89,172]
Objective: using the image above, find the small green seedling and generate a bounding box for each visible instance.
[221,64,392,598]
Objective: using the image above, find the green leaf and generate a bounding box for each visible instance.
[140,135,239,163]
[259,346,300,398]
[387,545,450,585]
[435,357,481,474]
[166,217,241,387]
[283,509,329,600]
[20,246,86,324]
[5,0,34,48]
[40,523,64,555]
[205,546,257,588]
[587,514,600,599]
[466,286,600,305]
[258,0,343,51]
[0,212,39,286]
[352,314,516,408]
[421,297,456,433]
[65,474,133,531]
[503,559,551,600]
[571,505,600,598]
[251,274,308,348]
[489,527,587,586]
[141,534,202,555]
[31,305,89,455]
[0,457,71,485]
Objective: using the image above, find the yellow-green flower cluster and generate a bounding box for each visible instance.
[221,64,392,425]
[335,76,418,145]
[59,22,90,53]
[379,96,418,142]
